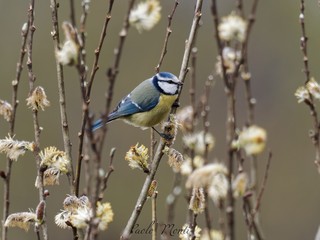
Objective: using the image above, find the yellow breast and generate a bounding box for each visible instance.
[124,94,178,129]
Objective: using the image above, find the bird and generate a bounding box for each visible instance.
[92,72,183,137]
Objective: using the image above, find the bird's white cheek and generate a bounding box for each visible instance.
[158,82,177,95]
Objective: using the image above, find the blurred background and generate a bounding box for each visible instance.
[0,0,320,239]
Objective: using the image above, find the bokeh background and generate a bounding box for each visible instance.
[0,0,319,239]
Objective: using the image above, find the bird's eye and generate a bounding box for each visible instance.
[168,80,178,85]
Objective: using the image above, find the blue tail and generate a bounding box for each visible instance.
[92,114,119,131]
[92,118,104,131]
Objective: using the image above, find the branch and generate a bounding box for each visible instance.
[49,0,75,194]
[299,0,320,169]
[96,0,135,154]
[299,0,310,83]
[26,1,48,239]
[75,0,115,197]
[253,152,272,215]
[155,0,179,73]
[84,3,135,239]
[99,148,116,200]
[152,191,158,240]
[2,6,30,240]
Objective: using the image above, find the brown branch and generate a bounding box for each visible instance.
[299,0,310,84]
[211,1,237,238]
[299,0,320,169]
[84,2,135,240]
[1,159,12,240]
[99,147,116,200]
[96,0,135,155]
[79,0,90,51]
[211,0,230,89]
[2,6,31,240]
[242,153,271,240]
[243,153,272,240]
[152,191,158,240]
[242,0,259,126]
[49,0,75,194]
[75,0,115,197]
[26,1,48,239]
[155,0,179,73]
[190,213,198,240]
[242,195,264,240]
[69,0,76,27]
[190,48,197,133]
[253,152,272,215]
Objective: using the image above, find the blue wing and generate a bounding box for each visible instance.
[92,91,159,131]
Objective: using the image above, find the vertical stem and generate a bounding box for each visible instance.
[152,192,158,240]
[75,0,115,197]
[190,213,198,240]
[2,6,30,240]
[26,1,48,239]
[155,0,179,73]
[70,0,76,27]
[49,0,75,194]
[226,87,236,240]
[299,0,320,169]
[2,160,12,240]
[97,0,135,155]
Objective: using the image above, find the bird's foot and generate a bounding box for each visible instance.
[159,132,174,141]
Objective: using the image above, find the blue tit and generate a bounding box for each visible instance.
[92,72,182,136]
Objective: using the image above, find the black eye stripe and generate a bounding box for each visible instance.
[158,80,178,85]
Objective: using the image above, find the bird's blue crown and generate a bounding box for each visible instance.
[157,72,176,80]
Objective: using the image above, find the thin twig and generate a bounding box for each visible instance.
[97,0,135,154]
[190,213,198,240]
[212,0,237,235]
[49,0,75,194]
[242,153,272,240]
[190,47,197,135]
[84,3,135,239]
[242,195,264,240]
[299,0,310,83]
[99,148,116,200]
[121,1,203,239]
[299,0,320,169]
[201,74,214,164]
[253,152,272,215]
[69,0,76,27]
[86,0,115,98]
[2,8,31,240]
[75,0,115,197]
[79,0,91,51]
[241,0,259,126]
[155,0,179,73]
[211,0,230,89]
[26,1,48,239]
[152,191,158,240]
[36,229,41,240]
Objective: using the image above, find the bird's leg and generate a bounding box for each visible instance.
[152,127,173,141]
[172,100,180,108]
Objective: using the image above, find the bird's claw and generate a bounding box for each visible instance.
[160,133,174,141]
